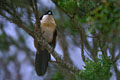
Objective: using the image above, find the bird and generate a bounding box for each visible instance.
[34,10,57,76]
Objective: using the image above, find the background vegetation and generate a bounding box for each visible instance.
[0,0,120,80]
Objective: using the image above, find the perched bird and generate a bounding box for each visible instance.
[34,10,57,76]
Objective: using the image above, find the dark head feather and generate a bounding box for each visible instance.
[40,10,52,20]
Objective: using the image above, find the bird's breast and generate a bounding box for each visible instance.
[41,23,56,43]
[40,15,56,43]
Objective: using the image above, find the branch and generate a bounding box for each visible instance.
[0,13,35,37]
[31,0,41,29]
[113,53,120,63]
[52,0,85,61]
[0,11,80,74]
[0,0,80,73]
[34,32,80,73]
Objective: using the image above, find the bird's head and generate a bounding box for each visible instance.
[45,10,52,15]
[40,10,53,20]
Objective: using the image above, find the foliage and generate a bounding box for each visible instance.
[57,0,75,14]
[57,0,97,16]
[51,72,64,80]
[77,55,112,80]
[56,0,120,36]
[0,25,10,51]
[0,33,10,51]
[55,0,100,34]
[87,1,120,42]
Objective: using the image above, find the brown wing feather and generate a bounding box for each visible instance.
[49,29,57,48]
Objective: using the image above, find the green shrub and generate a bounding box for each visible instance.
[51,72,64,80]
[77,55,112,80]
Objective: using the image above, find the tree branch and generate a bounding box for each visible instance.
[31,0,41,29]
[0,11,80,75]
[0,13,35,37]
[0,0,80,73]
[34,31,80,73]
[113,53,120,63]
[52,0,85,61]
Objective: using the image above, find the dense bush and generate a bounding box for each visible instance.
[78,55,112,80]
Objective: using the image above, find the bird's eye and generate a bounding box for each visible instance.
[48,11,52,15]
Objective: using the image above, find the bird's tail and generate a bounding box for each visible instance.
[35,45,50,76]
